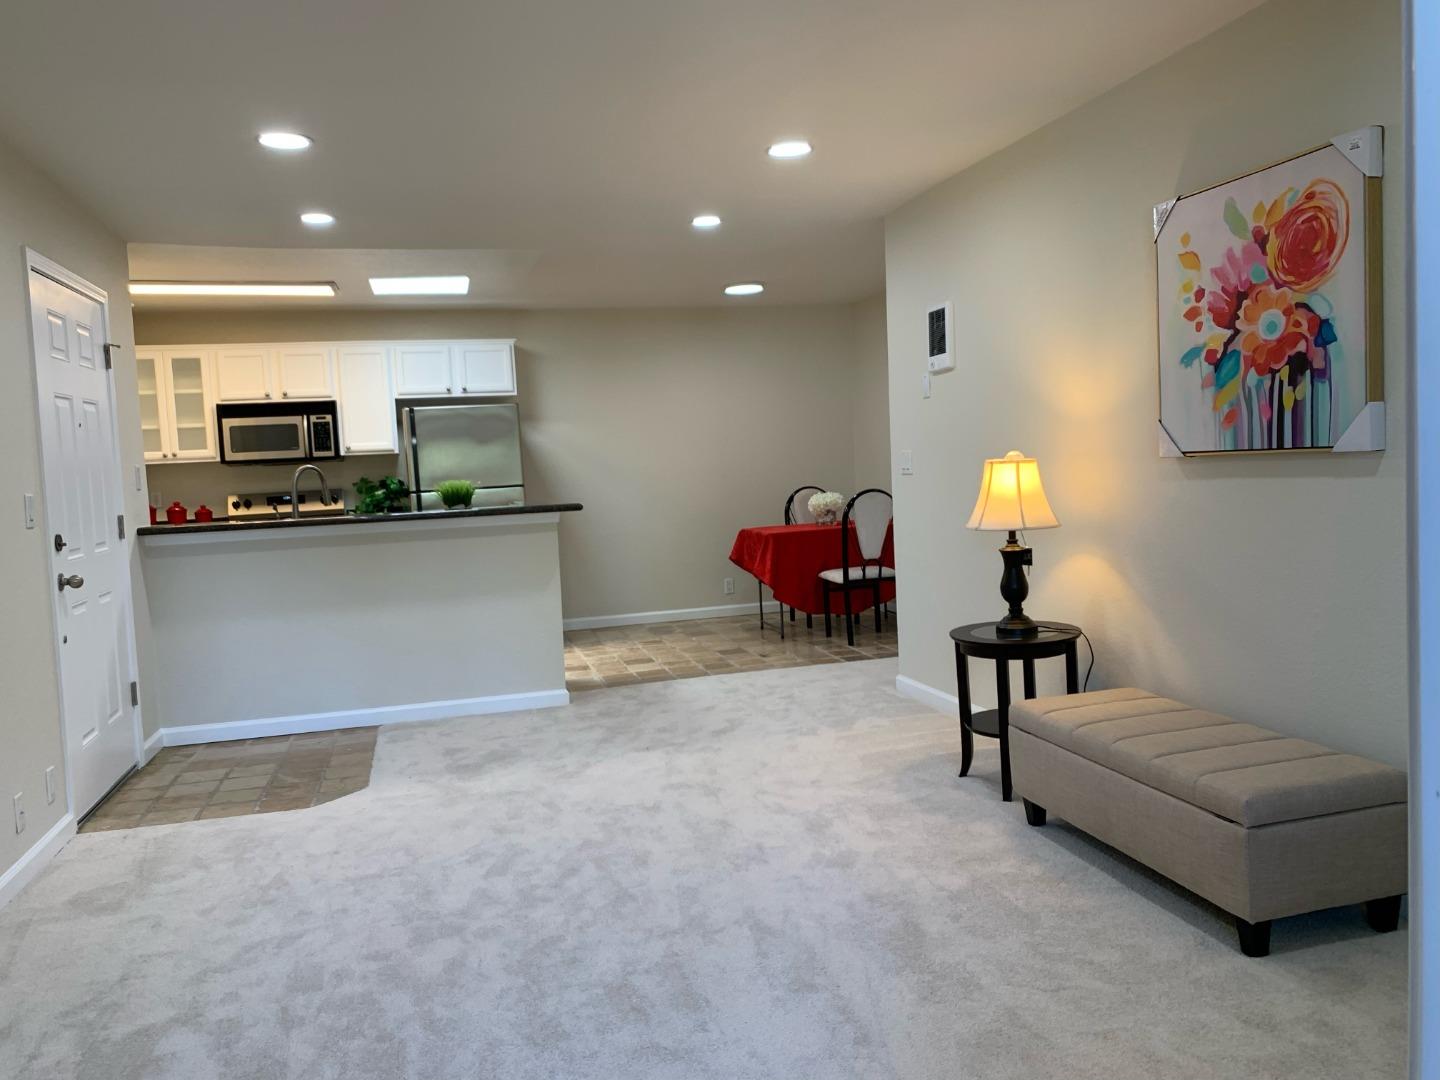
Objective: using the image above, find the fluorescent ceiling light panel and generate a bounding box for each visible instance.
[300,211,336,226]
[368,275,471,296]
[128,281,337,298]
[258,131,313,151]
[766,139,812,159]
[691,214,722,229]
[724,282,764,296]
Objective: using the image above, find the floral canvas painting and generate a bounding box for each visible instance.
[1156,141,1378,454]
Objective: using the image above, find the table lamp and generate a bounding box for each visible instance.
[966,450,1060,638]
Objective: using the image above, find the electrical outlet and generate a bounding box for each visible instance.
[722,577,735,596]
[45,767,57,805]
[12,793,24,836]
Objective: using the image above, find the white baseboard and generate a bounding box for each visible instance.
[142,728,164,763]
[154,688,570,748]
[564,600,782,631]
[0,812,76,912]
[895,674,962,715]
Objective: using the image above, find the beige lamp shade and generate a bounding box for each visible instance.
[966,450,1060,531]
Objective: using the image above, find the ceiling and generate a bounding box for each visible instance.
[0,0,1262,309]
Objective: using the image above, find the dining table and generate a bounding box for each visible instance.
[729,522,896,635]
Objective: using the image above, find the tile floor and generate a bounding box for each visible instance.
[80,728,378,833]
[563,609,898,691]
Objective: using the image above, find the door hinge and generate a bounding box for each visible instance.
[117,513,126,540]
[130,680,139,708]
[103,342,119,370]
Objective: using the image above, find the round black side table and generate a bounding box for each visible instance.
[949,621,1082,802]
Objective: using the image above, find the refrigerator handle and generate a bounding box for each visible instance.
[401,407,420,512]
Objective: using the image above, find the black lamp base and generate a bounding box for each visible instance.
[995,611,1039,639]
[995,531,1039,639]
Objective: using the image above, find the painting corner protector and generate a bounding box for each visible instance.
[1332,126,1384,178]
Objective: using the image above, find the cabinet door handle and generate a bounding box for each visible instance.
[282,390,289,397]
[461,386,468,393]
[446,386,452,393]
[265,391,272,399]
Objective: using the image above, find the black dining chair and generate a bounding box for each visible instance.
[819,489,894,647]
[780,484,826,630]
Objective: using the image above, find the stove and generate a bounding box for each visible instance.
[225,489,346,520]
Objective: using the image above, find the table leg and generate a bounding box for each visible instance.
[996,659,1013,802]
[1022,658,1037,700]
[1065,643,1079,694]
[954,644,974,778]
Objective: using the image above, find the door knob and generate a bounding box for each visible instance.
[57,573,84,592]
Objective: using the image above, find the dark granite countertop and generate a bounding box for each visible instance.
[137,502,582,537]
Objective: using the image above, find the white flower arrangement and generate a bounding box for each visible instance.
[808,491,845,525]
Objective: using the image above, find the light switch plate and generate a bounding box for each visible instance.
[23,493,36,529]
[44,767,57,805]
[134,465,144,492]
[899,451,914,476]
[921,373,932,399]
[12,792,24,836]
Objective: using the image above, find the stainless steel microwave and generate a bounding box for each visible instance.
[216,401,340,464]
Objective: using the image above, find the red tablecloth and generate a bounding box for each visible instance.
[729,523,896,615]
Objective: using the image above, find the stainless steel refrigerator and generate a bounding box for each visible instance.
[400,404,525,511]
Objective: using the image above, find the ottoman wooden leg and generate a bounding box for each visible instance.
[1366,895,1403,933]
[1235,917,1272,957]
[1022,799,1046,827]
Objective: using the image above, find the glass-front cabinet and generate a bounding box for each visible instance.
[136,349,217,462]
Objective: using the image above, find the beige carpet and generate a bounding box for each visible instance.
[0,660,1407,1079]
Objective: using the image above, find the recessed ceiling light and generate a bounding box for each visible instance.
[368,275,471,296]
[257,131,313,151]
[766,139,812,159]
[691,214,722,229]
[300,211,335,227]
[724,282,764,296]
[129,281,337,298]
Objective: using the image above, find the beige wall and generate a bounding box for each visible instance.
[0,134,144,882]
[884,0,1407,764]
[849,294,891,491]
[136,300,887,622]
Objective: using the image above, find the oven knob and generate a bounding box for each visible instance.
[242,499,253,510]
[231,499,241,511]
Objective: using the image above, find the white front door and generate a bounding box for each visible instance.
[29,264,138,817]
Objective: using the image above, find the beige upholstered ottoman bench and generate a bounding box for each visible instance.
[1008,688,1407,956]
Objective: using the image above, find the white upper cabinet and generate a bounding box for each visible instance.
[336,346,397,454]
[274,345,334,399]
[453,341,517,395]
[393,343,454,396]
[393,339,516,397]
[214,347,273,401]
[135,350,166,461]
[139,348,218,463]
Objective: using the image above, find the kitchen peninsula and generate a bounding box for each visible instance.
[137,503,582,747]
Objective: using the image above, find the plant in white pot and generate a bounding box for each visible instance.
[807,491,845,525]
[435,480,476,510]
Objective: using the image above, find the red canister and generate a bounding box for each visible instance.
[166,501,188,525]
[194,504,214,523]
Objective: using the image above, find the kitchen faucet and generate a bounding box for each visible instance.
[290,463,332,519]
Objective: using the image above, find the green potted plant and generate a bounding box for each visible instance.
[353,475,409,515]
[435,479,476,510]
